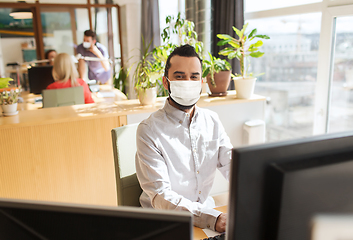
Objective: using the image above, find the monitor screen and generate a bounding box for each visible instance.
[227,131,353,240]
[0,198,193,240]
[28,66,54,94]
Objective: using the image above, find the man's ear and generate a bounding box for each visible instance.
[162,76,169,90]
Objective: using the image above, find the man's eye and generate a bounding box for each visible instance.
[176,75,183,79]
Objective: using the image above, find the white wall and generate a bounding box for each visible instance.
[0,37,34,78]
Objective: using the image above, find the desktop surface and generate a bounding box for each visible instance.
[0,198,193,240]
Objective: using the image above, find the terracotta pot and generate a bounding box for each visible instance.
[206,70,231,97]
[138,87,157,105]
[233,77,257,99]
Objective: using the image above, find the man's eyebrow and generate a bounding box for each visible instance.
[173,71,185,75]
[191,72,200,75]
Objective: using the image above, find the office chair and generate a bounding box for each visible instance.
[42,86,84,108]
[111,123,142,207]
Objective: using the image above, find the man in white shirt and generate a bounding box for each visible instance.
[135,44,233,232]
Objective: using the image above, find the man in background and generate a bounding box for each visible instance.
[76,30,111,84]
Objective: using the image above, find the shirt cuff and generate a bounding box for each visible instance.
[193,208,222,231]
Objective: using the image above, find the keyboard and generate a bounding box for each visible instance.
[203,232,225,240]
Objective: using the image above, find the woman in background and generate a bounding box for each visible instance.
[46,53,94,104]
[45,49,57,66]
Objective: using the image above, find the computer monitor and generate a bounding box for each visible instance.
[28,66,54,94]
[227,131,353,240]
[0,198,193,240]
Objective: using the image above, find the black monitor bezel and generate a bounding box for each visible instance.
[28,65,54,94]
[0,198,193,240]
[227,131,353,240]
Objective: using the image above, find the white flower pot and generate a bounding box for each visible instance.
[138,87,157,105]
[233,77,257,99]
[1,103,18,116]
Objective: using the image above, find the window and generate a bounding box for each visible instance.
[245,0,353,142]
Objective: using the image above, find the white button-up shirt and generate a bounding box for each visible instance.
[135,99,233,230]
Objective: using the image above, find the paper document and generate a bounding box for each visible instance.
[203,229,220,238]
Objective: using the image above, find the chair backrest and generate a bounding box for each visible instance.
[42,86,84,108]
[111,123,142,207]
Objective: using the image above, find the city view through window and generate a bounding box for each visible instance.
[248,13,322,142]
[246,12,353,142]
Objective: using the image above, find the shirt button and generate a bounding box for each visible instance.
[179,120,182,124]
[193,148,197,152]
[207,224,210,228]
[199,191,201,194]
[197,171,199,174]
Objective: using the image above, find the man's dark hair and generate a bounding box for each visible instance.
[84,29,97,40]
[45,49,56,60]
[164,44,202,78]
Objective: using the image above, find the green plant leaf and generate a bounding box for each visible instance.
[249,51,264,58]
[228,40,240,48]
[254,34,270,39]
[218,47,234,56]
[248,28,257,38]
[217,34,233,40]
[253,40,263,47]
[202,67,210,78]
[232,26,241,38]
[217,39,231,46]
[228,51,238,59]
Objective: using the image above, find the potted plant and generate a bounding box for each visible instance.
[0,77,20,116]
[134,38,158,105]
[217,23,270,98]
[202,52,232,96]
[149,13,203,98]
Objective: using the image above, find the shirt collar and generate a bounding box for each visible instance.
[163,98,199,124]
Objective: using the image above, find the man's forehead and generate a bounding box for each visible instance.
[169,56,201,70]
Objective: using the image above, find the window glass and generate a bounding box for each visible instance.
[328,16,353,133]
[0,7,35,82]
[41,9,76,57]
[245,0,322,13]
[246,13,321,142]
[159,0,185,44]
[91,7,108,50]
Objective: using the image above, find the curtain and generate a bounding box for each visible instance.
[141,0,160,53]
[211,0,244,89]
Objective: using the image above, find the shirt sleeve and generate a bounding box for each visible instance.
[98,43,109,59]
[214,113,233,181]
[135,123,222,231]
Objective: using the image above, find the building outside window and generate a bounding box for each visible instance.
[245,0,353,142]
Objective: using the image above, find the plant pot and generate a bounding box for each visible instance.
[1,103,18,116]
[233,77,257,99]
[206,70,231,97]
[138,87,157,105]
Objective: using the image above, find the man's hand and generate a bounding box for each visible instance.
[215,213,227,233]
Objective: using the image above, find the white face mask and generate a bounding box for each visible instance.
[83,41,91,49]
[167,77,202,107]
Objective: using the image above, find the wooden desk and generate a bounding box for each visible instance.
[193,205,228,240]
[0,91,265,207]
